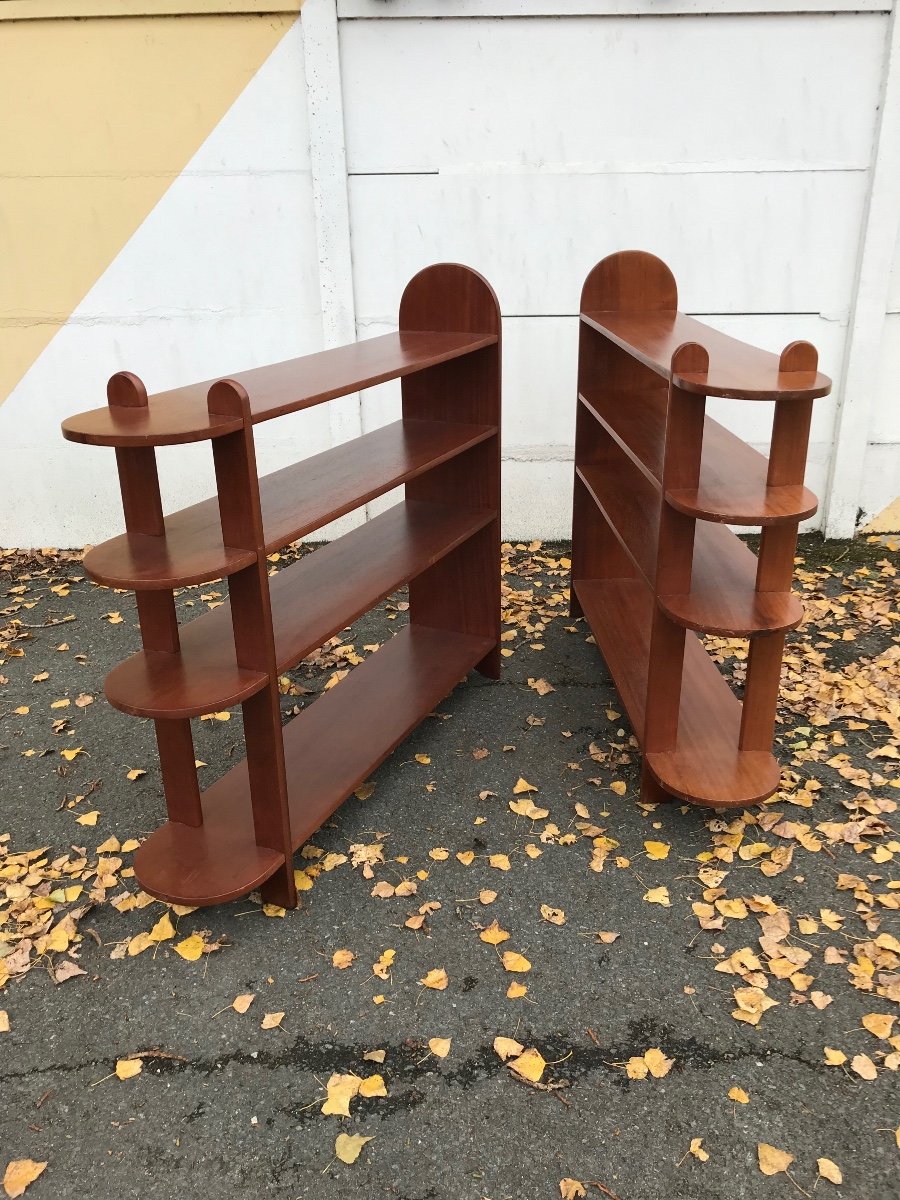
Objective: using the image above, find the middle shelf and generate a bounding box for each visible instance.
[576,461,803,637]
[578,388,818,525]
[84,417,496,590]
[105,499,494,718]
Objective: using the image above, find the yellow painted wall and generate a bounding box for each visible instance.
[0,10,298,403]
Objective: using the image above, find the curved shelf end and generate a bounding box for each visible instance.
[645,748,781,809]
[657,588,804,638]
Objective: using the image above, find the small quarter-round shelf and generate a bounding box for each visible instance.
[105,648,267,720]
[657,587,803,638]
[84,530,255,590]
[666,481,818,526]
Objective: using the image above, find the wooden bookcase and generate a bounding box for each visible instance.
[570,251,831,809]
[62,263,501,909]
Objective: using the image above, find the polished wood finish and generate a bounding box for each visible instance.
[571,251,830,809]
[61,330,497,448]
[105,500,493,719]
[133,624,493,906]
[581,310,831,400]
[82,418,494,590]
[578,389,818,525]
[64,264,501,907]
[575,579,780,806]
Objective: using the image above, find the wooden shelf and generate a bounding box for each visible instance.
[572,252,829,810]
[578,389,818,525]
[67,261,502,908]
[62,331,497,448]
[83,418,495,590]
[133,623,493,905]
[574,578,780,807]
[105,500,493,719]
[576,462,802,636]
[581,310,831,401]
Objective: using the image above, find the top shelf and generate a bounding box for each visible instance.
[581,310,831,401]
[61,330,498,448]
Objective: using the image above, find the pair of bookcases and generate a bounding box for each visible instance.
[63,253,830,909]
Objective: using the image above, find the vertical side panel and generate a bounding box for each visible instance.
[399,264,502,678]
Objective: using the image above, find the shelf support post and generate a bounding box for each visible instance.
[398,263,503,679]
[644,344,708,763]
[107,371,202,827]
[740,343,816,753]
[208,380,297,910]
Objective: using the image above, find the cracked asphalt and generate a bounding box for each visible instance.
[1,536,898,1200]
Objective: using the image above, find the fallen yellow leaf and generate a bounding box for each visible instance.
[419,968,449,991]
[728,1086,750,1104]
[513,777,538,794]
[174,934,204,962]
[508,1047,546,1082]
[115,1058,142,1081]
[644,840,670,860]
[428,1037,452,1059]
[757,1144,794,1176]
[493,1036,524,1061]
[861,1013,895,1039]
[644,886,670,907]
[261,1012,284,1030]
[232,993,255,1014]
[358,1074,387,1098]
[2,1159,47,1197]
[332,949,354,969]
[817,1158,843,1185]
[149,913,175,942]
[479,920,510,945]
[501,951,532,973]
[334,1133,373,1165]
[689,1138,709,1162]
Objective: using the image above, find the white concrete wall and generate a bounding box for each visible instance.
[2,1,898,544]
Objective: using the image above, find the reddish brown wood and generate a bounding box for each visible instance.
[105,500,493,719]
[107,372,202,827]
[400,264,502,678]
[739,632,786,751]
[206,379,296,910]
[576,461,800,636]
[575,578,780,806]
[581,309,831,400]
[571,251,829,809]
[83,418,493,590]
[73,264,501,908]
[578,389,818,525]
[61,331,496,448]
[133,624,493,906]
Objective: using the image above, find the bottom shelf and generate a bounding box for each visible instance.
[573,577,780,808]
[133,623,493,905]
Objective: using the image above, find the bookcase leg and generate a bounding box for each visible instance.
[740,632,785,752]
[112,394,204,831]
[209,382,297,909]
[640,762,675,805]
[644,609,686,753]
